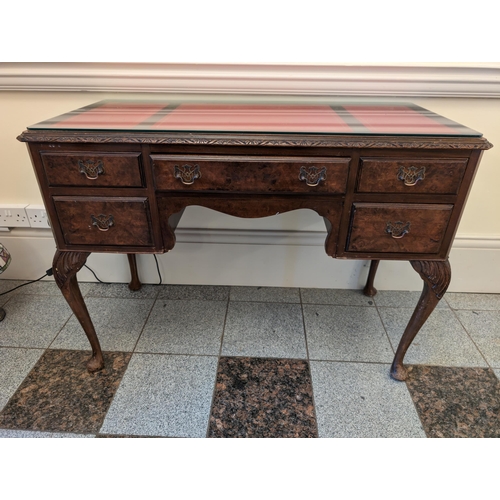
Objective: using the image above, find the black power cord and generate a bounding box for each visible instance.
[84,255,163,285]
[0,268,53,297]
[153,254,162,285]
[1,254,163,298]
[83,264,111,284]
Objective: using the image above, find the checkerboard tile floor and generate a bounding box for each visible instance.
[0,279,499,438]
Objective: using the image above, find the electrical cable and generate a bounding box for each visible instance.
[0,268,52,297]
[1,256,163,297]
[83,264,112,284]
[85,255,162,285]
[153,254,162,285]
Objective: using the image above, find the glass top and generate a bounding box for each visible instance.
[28,100,482,137]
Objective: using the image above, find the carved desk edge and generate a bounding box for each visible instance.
[17,130,493,150]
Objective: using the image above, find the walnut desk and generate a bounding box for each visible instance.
[18,100,492,381]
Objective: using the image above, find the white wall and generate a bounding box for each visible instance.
[1,63,499,292]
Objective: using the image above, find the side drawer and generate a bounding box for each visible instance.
[347,203,453,254]
[53,196,153,247]
[41,152,144,187]
[357,157,468,194]
[152,155,350,194]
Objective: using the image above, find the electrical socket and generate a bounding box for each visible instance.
[0,204,30,228]
[26,204,51,229]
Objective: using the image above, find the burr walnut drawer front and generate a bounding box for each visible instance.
[40,152,144,187]
[151,155,350,193]
[356,157,468,194]
[347,203,453,254]
[53,197,153,247]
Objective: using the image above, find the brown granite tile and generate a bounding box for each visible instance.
[208,357,317,438]
[405,365,500,438]
[0,350,131,434]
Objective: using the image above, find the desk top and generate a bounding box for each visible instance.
[28,100,483,137]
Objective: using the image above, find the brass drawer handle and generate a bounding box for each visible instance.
[398,165,425,186]
[91,214,114,231]
[174,164,201,185]
[299,166,327,187]
[386,221,410,239]
[78,160,105,180]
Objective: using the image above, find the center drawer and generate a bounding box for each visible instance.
[53,196,153,247]
[151,155,350,194]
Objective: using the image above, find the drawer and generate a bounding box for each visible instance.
[357,157,468,194]
[53,197,153,247]
[41,152,144,187]
[152,155,350,194]
[347,203,453,254]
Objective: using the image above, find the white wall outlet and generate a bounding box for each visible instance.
[0,204,30,228]
[26,205,51,229]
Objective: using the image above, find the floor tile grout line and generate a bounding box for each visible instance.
[298,289,311,361]
[447,305,493,370]
[205,292,230,438]
[46,307,76,351]
[130,289,161,354]
[372,293,430,437]
[95,351,135,436]
[95,287,160,436]
[299,288,320,438]
[96,290,160,435]
[373,297,397,356]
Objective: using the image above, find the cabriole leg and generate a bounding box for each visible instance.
[390,259,451,381]
[127,254,142,291]
[53,250,105,373]
[363,260,380,297]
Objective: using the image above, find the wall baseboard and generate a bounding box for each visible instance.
[1,228,499,293]
[2,63,500,98]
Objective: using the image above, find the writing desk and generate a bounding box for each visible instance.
[18,100,492,380]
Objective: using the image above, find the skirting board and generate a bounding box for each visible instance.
[2,63,500,98]
[0,228,499,293]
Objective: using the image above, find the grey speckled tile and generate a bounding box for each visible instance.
[375,290,449,309]
[0,429,94,438]
[0,348,44,412]
[0,295,72,348]
[455,310,500,368]
[85,282,160,300]
[379,308,487,368]
[222,302,306,359]
[158,285,229,301]
[301,288,375,307]
[445,293,500,311]
[51,298,154,352]
[100,353,218,437]
[494,369,500,380]
[136,300,227,355]
[310,361,426,438]
[230,286,300,303]
[1,293,9,308]
[304,305,393,363]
